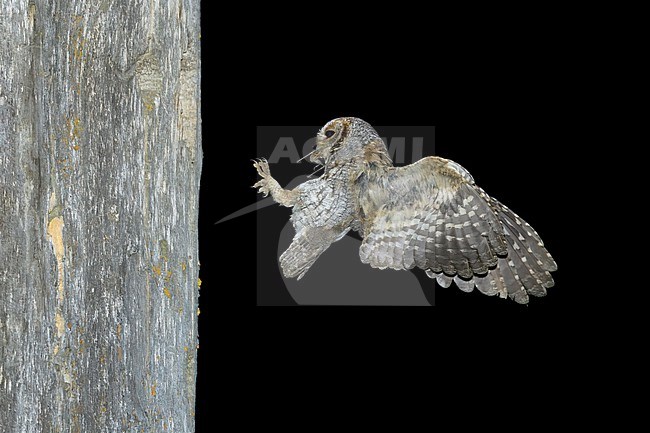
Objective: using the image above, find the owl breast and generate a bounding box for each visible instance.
[291,165,356,232]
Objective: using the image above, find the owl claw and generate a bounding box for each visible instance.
[253,158,272,196]
[253,180,270,196]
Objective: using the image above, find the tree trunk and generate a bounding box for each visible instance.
[0,1,201,432]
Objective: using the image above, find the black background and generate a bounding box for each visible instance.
[196,4,597,430]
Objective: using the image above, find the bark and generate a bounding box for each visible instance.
[0,1,201,432]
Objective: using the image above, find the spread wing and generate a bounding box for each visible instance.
[358,157,557,304]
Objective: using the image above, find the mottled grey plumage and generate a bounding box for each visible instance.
[254,118,557,304]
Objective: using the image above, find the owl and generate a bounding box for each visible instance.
[253,118,557,304]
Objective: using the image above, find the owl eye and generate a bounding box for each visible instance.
[324,130,335,138]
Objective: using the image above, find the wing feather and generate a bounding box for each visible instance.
[453,275,475,293]
[436,273,454,288]
[495,200,557,272]
[412,213,429,269]
[401,213,419,270]
[358,156,556,303]
[474,272,499,296]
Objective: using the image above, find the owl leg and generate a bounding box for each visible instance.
[253,158,299,207]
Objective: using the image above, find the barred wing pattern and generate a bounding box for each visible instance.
[359,157,557,304]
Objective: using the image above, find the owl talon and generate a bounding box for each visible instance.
[253,158,271,179]
[253,180,269,194]
[253,180,270,196]
[253,159,273,196]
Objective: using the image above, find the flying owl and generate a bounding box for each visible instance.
[253,118,557,304]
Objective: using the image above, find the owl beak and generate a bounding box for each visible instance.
[309,152,326,165]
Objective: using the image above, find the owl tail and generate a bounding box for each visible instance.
[279,227,350,280]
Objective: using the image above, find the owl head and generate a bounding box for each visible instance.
[310,117,392,167]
